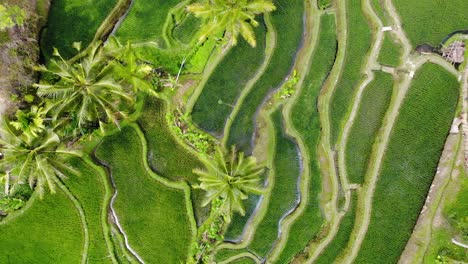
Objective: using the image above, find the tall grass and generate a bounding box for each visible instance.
[276,13,337,263]
[0,189,83,262]
[192,20,267,136]
[41,0,117,59]
[95,125,193,263]
[138,98,209,225]
[65,158,112,262]
[346,72,394,183]
[393,0,468,46]
[227,0,305,154]
[329,0,372,145]
[378,33,402,67]
[247,108,301,257]
[355,63,459,263]
[115,0,179,45]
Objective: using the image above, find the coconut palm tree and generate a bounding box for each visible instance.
[193,146,264,218]
[0,121,81,198]
[187,0,276,47]
[9,105,46,144]
[107,38,159,96]
[33,41,134,131]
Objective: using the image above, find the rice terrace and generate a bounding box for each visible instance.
[1,0,468,263]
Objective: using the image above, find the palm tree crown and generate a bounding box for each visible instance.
[193,146,264,218]
[34,41,134,131]
[187,0,276,47]
[0,122,81,197]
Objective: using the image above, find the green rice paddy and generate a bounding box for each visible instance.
[355,63,459,263]
[4,0,467,263]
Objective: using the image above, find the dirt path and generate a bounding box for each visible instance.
[460,66,468,167]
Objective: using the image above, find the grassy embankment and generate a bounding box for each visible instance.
[393,0,468,46]
[191,21,267,136]
[329,0,372,145]
[95,125,195,263]
[41,0,117,59]
[0,189,83,262]
[354,63,459,263]
[226,0,304,153]
[345,72,394,183]
[275,13,337,263]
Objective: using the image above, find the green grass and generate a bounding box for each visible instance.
[276,13,337,263]
[355,63,459,263]
[137,97,209,225]
[378,33,402,67]
[230,257,257,264]
[393,0,468,46]
[223,194,261,240]
[173,13,201,44]
[191,19,267,136]
[64,160,111,262]
[115,0,179,46]
[329,0,372,145]
[346,72,394,183]
[315,193,357,264]
[318,0,333,9]
[95,125,193,263]
[0,190,83,263]
[65,158,112,263]
[227,0,305,154]
[424,176,468,262]
[41,0,117,59]
[371,0,390,24]
[247,108,301,257]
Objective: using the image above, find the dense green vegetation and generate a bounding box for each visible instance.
[64,158,111,262]
[275,13,337,263]
[3,0,468,262]
[247,108,301,257]
[0,191,83,263]
[138,98,209,224]
[393,0,468,46]
[330,0,372,144]
[115,0,179,45]
[378,33,402,67]
[96,125,194,263]
[41,0,117,58]
[346,72,394,183]
[192,21,267,135]
[227,0,305,153]
[355,63,459,263]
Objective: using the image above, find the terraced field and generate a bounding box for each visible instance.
[2,0,467,263]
